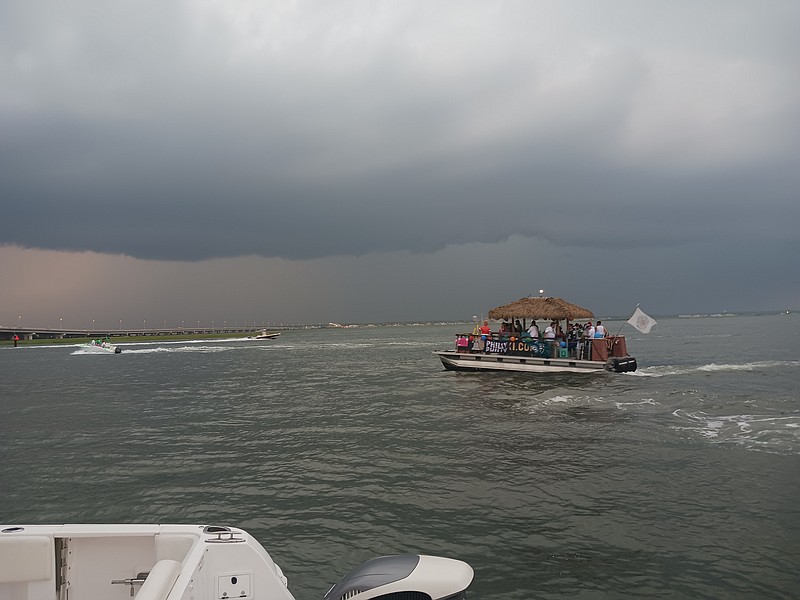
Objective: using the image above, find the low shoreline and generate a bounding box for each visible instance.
[1,332,275,348]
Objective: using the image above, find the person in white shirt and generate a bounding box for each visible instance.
[527,321,539,338]
[595,321,607,338]
[581,322,595,359]
[544,321,557,358]
[574,323,585,358]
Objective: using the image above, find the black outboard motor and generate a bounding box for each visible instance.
[606,356,637,373]
[323,555,473,600]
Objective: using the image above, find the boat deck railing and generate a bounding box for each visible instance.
[453,332,629,361]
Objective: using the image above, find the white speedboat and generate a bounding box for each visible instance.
[246,330,281,340]
[84,340,122,354]
[435,296,639,374]
[0,524,472,600]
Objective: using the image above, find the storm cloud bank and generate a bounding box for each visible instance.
[3,1,799,262]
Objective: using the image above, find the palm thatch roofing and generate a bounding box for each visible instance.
[487,296,594,321]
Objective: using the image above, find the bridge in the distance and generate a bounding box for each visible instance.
[0,324,279,341]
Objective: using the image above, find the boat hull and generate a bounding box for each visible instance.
[434,351,636,374]
[246,331,282,340]
[84,343,121,354]
[0,524,472,600]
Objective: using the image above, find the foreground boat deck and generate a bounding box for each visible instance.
[0,524,473,600]
[0,524,295,600]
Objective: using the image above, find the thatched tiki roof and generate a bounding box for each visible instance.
[487,296,594,321]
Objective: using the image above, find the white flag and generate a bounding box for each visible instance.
[627,307,657,334]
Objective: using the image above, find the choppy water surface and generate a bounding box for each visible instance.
[2,314,799,599]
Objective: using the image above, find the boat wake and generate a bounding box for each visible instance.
[672,408,800,455]
[71,343,292,355]
[630,360,800,377]
[124,343,292,354]
[123,345,231,354]
[516,393,660,415]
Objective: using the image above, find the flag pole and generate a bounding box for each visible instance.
[614,303,638,338]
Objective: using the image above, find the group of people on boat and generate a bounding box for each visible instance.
[494,318,608,340]
[464,318,611,359]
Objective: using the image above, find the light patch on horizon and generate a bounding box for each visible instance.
[2,235,797,328]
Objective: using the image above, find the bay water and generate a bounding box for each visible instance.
[2,314,799,599]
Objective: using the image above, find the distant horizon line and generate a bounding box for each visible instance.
[1,309,793,332]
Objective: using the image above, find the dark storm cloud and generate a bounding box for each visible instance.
[2,0,799,262]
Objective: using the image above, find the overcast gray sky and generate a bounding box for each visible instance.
[2,0,798,327]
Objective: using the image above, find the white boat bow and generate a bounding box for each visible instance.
[0,524,472,600]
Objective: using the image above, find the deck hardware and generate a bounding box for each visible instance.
[111,573,149,596]
[1,527,24,533]
[204,525,245,543]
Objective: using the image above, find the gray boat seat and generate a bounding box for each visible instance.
[136,560,182,600]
